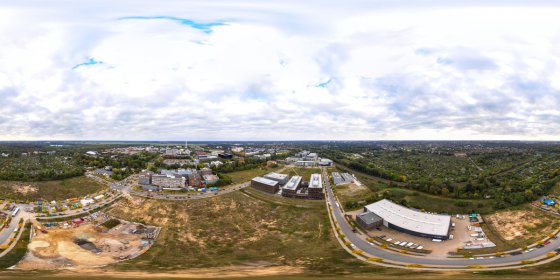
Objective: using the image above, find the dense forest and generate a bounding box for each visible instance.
[315,142,560,209]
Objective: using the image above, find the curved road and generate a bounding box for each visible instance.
[322,168,560,268]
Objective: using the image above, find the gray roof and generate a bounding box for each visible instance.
[264,172,288,181]
[284,176,302,190]
[309,173,322,189]
[357,211,383,225]
[365,199,451,237]
[252,176,279,187]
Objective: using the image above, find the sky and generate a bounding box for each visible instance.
[1,0,560,141]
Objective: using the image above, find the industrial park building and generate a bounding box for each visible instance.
[362,199,451,240]
[139,172,153,185]
[331,172,354,185]
[307,173,324,199]
[282,176,302,198]
[356,212,383,230]
[263,172,289,185]
[251,177,280,194]
[151,174,186,189]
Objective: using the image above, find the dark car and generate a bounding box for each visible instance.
[536,244,545,248]
[555,248,560,253]
[511,251,522,255]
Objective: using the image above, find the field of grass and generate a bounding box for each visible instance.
[227,166,284,184]
[0,176,106,201]
[286,167,322,180]
[241,187,324,208]
[106,191,376,273]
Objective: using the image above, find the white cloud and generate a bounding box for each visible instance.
[1,0,560,140]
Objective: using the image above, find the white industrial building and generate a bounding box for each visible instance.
[363,199,451,240]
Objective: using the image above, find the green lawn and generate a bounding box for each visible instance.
[0,176,106,201]
[226,166,284,184]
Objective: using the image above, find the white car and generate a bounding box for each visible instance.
[350,244,356,249]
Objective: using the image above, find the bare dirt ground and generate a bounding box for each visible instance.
[10,184,38,195]
[485,208,559,241]
[16,222,154,270]
[335,183,371,199]
[52,265,304,279]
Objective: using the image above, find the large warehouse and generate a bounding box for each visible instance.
[362,199,451,240]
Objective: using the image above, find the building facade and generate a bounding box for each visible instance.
[282,176,302,198]
[307,173,324,199]
[251,177,280,194]
[151,174,186,188]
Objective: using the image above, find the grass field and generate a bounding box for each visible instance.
[241,187,324,208]
[226,166,284,184]
[1,192,560,278]
[106,191,376,273]
[0,176,106,201]
[285,167,322,180]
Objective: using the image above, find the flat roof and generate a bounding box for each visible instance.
[357,211,383,225]
[284,176,302,190]
[365,199,451,237]
[252,176,279,187]
[264,172,289,180]
[309,174,322,189]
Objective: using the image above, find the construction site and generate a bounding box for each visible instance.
[16,212,160,270]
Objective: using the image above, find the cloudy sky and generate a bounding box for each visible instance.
[1,0,559,141]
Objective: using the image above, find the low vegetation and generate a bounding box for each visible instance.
[0,222,31,269]
[0,155,84,181]
[0,176,106,201]
[101,218,121,229]
[318,142,560,210]
[107,191,375,273]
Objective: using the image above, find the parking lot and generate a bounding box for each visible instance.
[348,209,496,256]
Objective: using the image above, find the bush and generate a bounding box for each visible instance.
[101,218,121,229]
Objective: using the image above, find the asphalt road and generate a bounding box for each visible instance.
[322,168,560,267]
[0,203,28,246]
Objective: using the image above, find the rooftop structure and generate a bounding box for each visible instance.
[332,172,354,185]
[356,211,383,230]
[252,176,279,186]
[264,172,289,184]
[364,199,451,239]
[284,176,302,191]
[308,173,324,199]
[308,174,322,190]
[341,173,355,183]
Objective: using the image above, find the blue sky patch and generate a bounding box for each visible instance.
[316,78,333,88]
[72,57,103,70]
[118,16,225,33]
